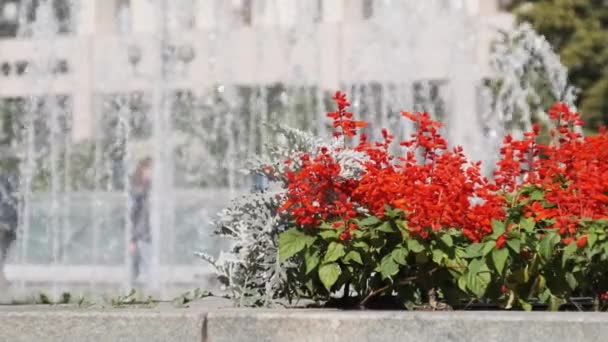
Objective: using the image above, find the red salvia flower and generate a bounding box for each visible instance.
[576,235,588,248]
[278,92,608,247]
[496,234,508,249]
[327,91,367,140]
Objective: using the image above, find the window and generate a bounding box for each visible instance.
[314,0,323,23]
[17,0,73,36]
[362,0,373,20]
[0,0,19,37]
[413,80,448,122]
[240,0,252,26]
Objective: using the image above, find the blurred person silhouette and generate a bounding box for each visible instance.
[0,148,18,288]
[129,157,152,285]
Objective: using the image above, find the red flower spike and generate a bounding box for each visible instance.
[328,91,368,141]
[278,95,608,251]
[496,234,507,249]
[576,235,588,248]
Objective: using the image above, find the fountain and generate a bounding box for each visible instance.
[0,0,573,299]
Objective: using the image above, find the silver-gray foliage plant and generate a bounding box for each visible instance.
[198,123,369,307]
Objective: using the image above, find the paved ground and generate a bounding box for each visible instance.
[5,264,214,283]
[1,264,222,303]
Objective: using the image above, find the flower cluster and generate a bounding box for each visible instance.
[281,91,506,242]
[327,91,367,139]
[281,94,608,244]
[275,91,608,310]
[496,103,608,243]
[280,148,358,229]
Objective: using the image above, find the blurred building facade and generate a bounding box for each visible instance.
[0,0,514,141]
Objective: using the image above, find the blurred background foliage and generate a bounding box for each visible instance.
[509,0,608,129]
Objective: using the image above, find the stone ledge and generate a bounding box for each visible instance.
[1,305,607,342]
[207,309,608,342]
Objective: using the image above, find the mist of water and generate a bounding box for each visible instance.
[0,0,572,299]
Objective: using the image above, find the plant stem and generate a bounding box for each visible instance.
[358,266,450,309]
[359,275,417,308]
[359,284,390,308]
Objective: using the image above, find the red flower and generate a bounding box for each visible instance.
[327,91,367,140]
[576,235,588,248]
[501,285,508,294]
[339,230,352,241]
[496,234,508,249]
[277,93,608,254]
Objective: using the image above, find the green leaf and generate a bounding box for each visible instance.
[457,275,468,292]
[481,241,496,256]
[538,289,551,303]
[359,216,381,227]
[344,251,363,265]
[407,239,425,253]
[319,222,334,230]
[463,243,484,258]
[519,299,532,312]
[324,242,346,263]
[353,241,370,251]
[506,239,521,253]
[391,247,409,265]
[305,251,320,275]
[520,217,535,232]
[432,248,447,264]
[468,258,485,275]
[509,267,529,284]
[549,296,565,312]
[530,189,544,201]
[491,248,509,275]
[562,242,577,267]
[565,272,577,291]
[538,231,559,261]
[318,263,341,291]
[492,220,506,236]
[533,275,547,294]
[377,222,395,233]
[445,257,467,277]
[440,234,454,247]
[351,230,365,239]
[279,229,312,262]
[384,206,402,218]
[588,233,598,248]
[380,255,400,279]
[466,260,491,298]
[319,230,339,240]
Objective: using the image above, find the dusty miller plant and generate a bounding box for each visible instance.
[198,123,369,306]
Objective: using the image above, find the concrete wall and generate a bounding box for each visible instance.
[0,304,606,342]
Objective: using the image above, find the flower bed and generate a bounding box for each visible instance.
[205,92,608,311]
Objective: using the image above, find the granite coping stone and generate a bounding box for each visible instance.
[0,303,607,342]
